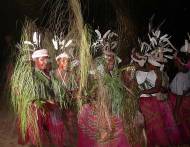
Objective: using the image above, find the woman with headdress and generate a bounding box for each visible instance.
[51,34,79,146]
[133,27,181,146]
[78,29,130,147]
[169,36,190,143]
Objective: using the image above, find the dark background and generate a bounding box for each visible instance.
[0,0,190,79]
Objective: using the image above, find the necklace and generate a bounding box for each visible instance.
[58,68,67,87]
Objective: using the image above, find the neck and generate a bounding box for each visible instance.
[57,67,68,72]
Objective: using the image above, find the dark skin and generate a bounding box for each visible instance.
[56,57,80,100]
[122,69,138,90]
[104,53,115,73]
[55,57,70,82]
[173,56,190,122]
[34,56,50,78]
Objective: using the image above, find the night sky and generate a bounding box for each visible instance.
[0,0,190,63]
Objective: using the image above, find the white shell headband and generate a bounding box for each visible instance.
[32,49,49,60]
[55,52,70,61]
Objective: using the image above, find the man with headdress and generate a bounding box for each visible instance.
[51,35,79,146]
[12,30,66,146]
[78,29,130,147]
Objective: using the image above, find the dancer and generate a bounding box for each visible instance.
[170,37,190,143]
[11,27,65,146]
[78,29,130,147]
[133,26,180,146]
[51,34,79,146]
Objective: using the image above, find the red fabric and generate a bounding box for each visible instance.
[64,109,78,146]
[179,96,190,143]
[45,102,66,147]
[17,101,67,146]
[168,93,190,144]
[78,104,130,147]
[140,97,171,146]
[17,117,29,145]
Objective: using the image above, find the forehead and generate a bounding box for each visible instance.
[105,54,114,58]
[58,57,70,61]
[35,56,49,61]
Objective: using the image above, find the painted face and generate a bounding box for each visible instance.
[35,56,49,70]
[105,54,115,71]
[57,57,70,70]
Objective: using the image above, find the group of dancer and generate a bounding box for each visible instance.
[10,15,190,147]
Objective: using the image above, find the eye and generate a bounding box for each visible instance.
[39,58,44,62]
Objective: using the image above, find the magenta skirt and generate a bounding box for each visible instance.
[45,102,66,147]
[169,93,190,144]
[140,97,180,146]
[78,104,130,147]
[17,101,66,147]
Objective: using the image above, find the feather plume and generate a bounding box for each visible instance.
[95,29,102,39]
[65,40,73,47]
[103,30,111,39]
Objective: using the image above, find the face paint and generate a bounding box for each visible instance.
[105,54,115,71]
[57,58,70,70]
[35,57,49,70]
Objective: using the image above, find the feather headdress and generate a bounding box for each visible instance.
[52,33,79,68]
[24,32,42,50]
[52,33,73,61]
[24,32,49,60]
[92,29,122,64]
[132,21,176,70]
[92,29,118,53]
[180,33,190,54]
[145,19,176,62]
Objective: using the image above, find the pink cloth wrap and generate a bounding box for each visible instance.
[169,93,190,144]
[77,104,130,147]
[17,101,66,147]
[140,96,181,146]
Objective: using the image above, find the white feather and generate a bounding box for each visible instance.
[155,30,160,38]
[60,40,65,47]
[163,48,173,52]
[108,32,118,38]
[65,40,73,47]
[38,34,41,45]
[95,30,102,39]
[103,30,111,39]
[164,55,173,59]
[33,32,38,45]
[187,33,190,40]
[24,41,34,46]
[160,34,168,41]
[185,40,188,52]
[52,39,58,50]
[111,41,118,49]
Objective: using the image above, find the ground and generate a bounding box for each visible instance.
[0,106,29,147]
